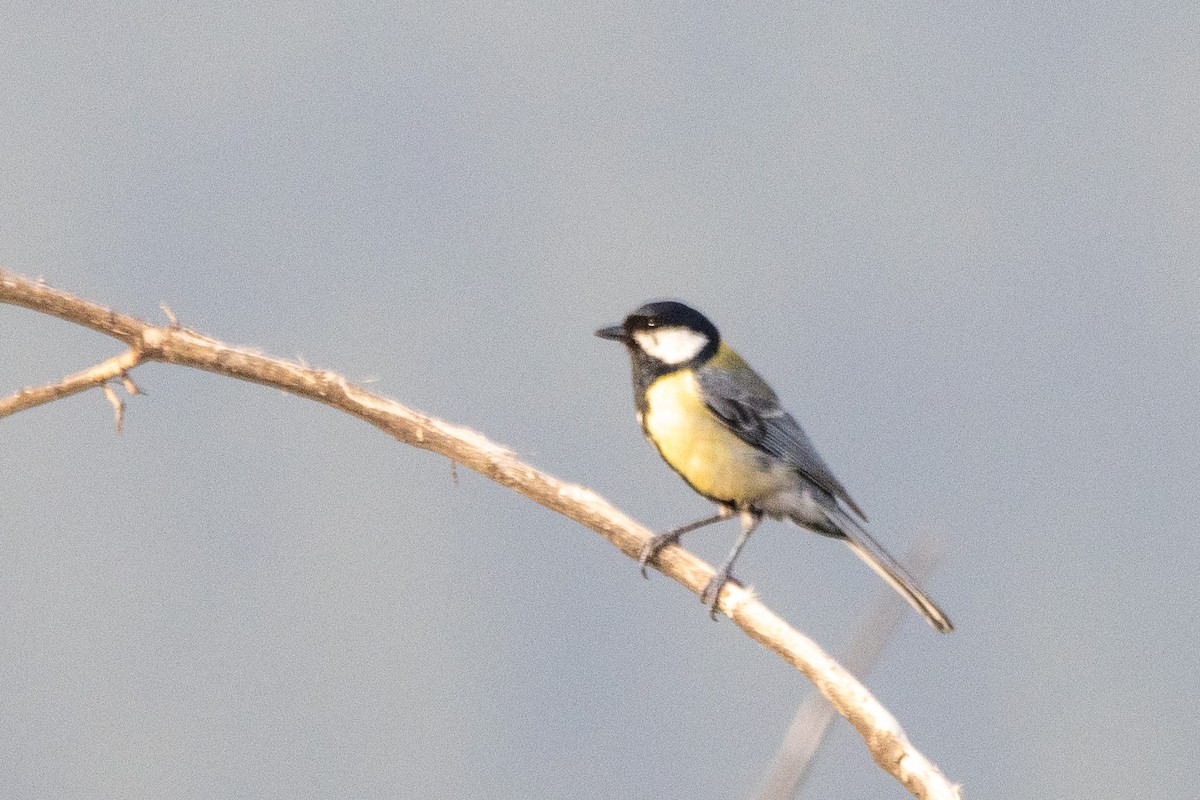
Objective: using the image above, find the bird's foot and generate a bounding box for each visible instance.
[700,569,742,620]
[639,531,682,578]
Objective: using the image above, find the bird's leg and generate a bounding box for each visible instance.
[701,509,763,619]
[639,506,733,578]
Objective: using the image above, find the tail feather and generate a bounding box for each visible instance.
[826,509,954,633]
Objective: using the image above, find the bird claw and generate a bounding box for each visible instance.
[638,531,681,578]
[700,570,741,620]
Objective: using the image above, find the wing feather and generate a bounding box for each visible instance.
[697,357,868,520]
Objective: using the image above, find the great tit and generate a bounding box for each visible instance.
[596,301,953,632]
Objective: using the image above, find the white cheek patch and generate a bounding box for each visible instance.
[633,327,710,364]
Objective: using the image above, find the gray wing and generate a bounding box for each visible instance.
[697,365,868,521]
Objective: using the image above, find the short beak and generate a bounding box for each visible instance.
[594,324,627,342]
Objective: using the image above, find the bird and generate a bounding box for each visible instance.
[595,300,953,632]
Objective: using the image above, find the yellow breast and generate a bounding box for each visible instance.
[642,370,794,505]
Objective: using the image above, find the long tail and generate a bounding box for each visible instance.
[824,508,954,633]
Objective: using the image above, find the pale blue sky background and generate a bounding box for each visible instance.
[3,3,1198,798]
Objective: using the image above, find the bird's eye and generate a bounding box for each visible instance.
[645,319,657,328]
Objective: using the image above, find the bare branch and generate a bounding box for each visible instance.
[0,347,143,419]
[757,540,944,800]
[0,269,960,799]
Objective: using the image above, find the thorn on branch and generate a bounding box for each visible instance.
[120,372,145,396]
[160,303,180,328]
[102,382,126,434]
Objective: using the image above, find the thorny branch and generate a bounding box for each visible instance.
[0,269,960,800]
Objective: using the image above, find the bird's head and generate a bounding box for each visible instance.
[595,301,720,368]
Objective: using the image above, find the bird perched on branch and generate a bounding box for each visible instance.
[596,300,952,632]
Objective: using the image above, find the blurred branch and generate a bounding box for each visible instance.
[0,269,960,800]
[757,540,943,800]
[0,347,143,421]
